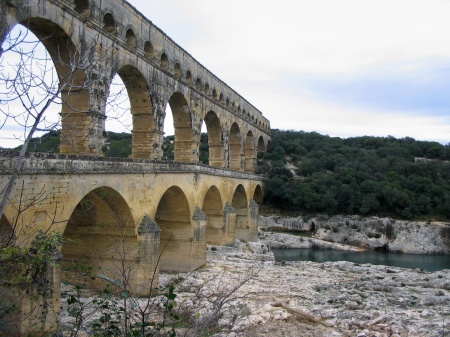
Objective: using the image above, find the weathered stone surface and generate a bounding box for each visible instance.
[260,215,450,254]
[59,243,450,336]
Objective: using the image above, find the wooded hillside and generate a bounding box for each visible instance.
[259,130,450,220]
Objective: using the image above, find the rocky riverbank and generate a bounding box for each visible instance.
[175,243,450,336]
[59,241,450,336]
[259,215,450,254]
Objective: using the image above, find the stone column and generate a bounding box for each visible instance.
[223,202,236,245]
[247,199,260,242]
[136,215,160,296]
[191,207,207,270]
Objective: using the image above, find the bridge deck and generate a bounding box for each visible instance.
[0,152,265,180]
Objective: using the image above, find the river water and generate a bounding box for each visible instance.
[271,248,450,271]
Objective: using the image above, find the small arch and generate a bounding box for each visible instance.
[161,53,169,69]
[204,83,210,96]
[126,29,137,48]
[232,102,236,111]
[74,0,91,18]
[226,98,230,108]
[186,70,192,84]
[103,13,116,34]
[202,186,224,245]
[238,106,241,114]
[212,88,218,100]
[219,93,224,102]
[196,78,202,90]
[174,63,181,77]
[144,41,154,59]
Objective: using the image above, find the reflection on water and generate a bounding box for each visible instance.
[272,248,450,272]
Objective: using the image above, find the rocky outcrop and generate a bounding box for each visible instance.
[259,215,450,254]
[258,231,365,251]
[259,215,314,232]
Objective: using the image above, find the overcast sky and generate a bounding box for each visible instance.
[1,0,449,147]
[128,0,450,144]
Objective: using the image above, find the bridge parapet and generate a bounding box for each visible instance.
[0,152,265,181]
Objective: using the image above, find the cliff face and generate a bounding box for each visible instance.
[259,215,450,254]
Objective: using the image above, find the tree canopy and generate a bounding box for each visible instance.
[259,130,450,220]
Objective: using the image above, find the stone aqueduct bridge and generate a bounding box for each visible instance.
[0,153,264,287]
[1,0,271,168]
[0,0,271,318]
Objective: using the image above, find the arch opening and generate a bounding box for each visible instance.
[202,186,224,245]
[61,187,136,291]
[244,130,256,172]
[144,41,154,59]
[257,136,266,152]
[155,186,193,272]
[229,123,242,171]
[198,122,208,164]
[186,71,192,84]
[2,19,94,154]
[103,13,116,34]
[253,185,264,204]
[167,92,193,162]
[107,65,154,159]
[126,29,137,48]
[74,0,91,17]
[204,111,223,167]
[160,53,169,69]
[174,63,181,77]
[232,185,253,242]
[196,78,202,90]
[232,184,248,229]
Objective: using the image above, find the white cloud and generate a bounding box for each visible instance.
[130,0,450,143]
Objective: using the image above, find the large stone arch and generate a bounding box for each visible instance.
[113,64,154,159]
[155,186,205,272]
[244,130,256,172]
[15,17,95,155]
[61,187,137,291]
[167,92,194,162]
[229,123,242,171]
[204,111,224,167]
[202,185,224,245]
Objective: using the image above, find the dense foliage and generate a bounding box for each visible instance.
[258,130,450,220]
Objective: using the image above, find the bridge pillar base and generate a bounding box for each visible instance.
[235,199,259,243]
[224,202,237,245]
[136,215,161,296]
